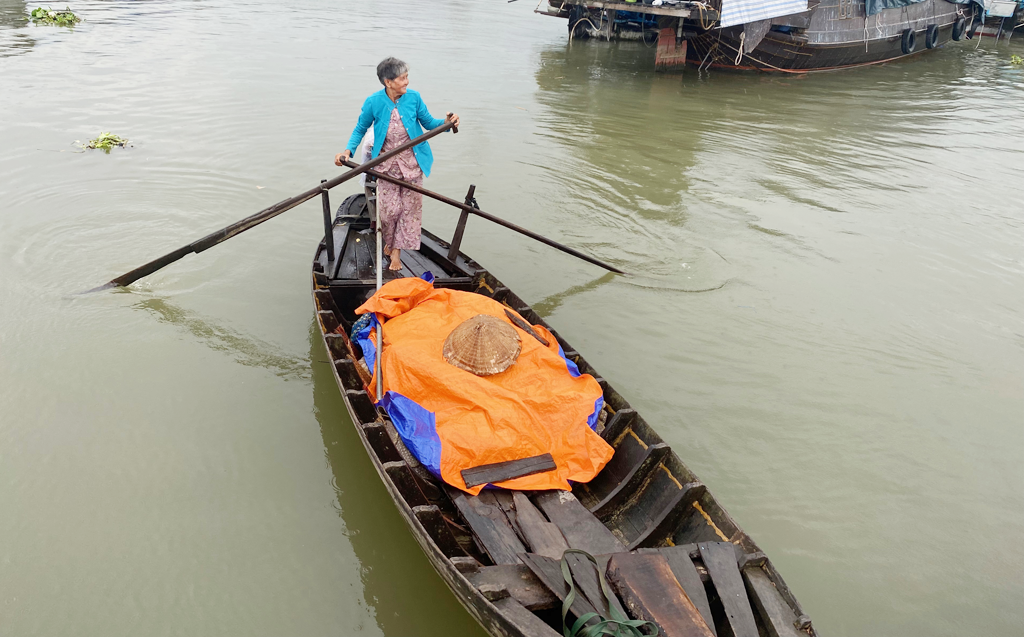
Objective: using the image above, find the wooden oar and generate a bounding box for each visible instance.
[340,159,627,275]
[86,121,458,292]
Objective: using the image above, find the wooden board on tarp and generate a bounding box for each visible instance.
[461,453,557,488]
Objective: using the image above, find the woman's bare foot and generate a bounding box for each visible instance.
[388,248,403,271]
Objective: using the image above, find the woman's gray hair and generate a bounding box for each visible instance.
[377,57,409,85]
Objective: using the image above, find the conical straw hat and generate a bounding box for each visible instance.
[442,314,522,376]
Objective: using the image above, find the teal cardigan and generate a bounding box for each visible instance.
[345,89,446,178]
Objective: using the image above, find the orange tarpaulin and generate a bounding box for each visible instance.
[356,277,613,495]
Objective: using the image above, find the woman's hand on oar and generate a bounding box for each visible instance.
[334,150,352,166]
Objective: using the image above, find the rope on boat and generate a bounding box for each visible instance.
[559,549,659,637]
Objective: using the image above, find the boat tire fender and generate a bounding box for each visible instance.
[952,16,966,41]
[337,192,368,220]
[925,24,939,48]
[901,28,916,55]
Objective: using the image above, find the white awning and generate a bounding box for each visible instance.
[719,0,809,28]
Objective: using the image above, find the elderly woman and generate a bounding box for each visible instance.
[335,57,460,275]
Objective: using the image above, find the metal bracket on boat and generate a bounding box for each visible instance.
[320,179,335,263]
[448,185,479,262]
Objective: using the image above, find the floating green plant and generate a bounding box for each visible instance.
[1011,55,1023,66]
[27,6,80,27]
[77,133,131,153]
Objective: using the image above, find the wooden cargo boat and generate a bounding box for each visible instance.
[311,188,818,637]
[537,0,976,72]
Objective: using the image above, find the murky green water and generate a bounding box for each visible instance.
[2,1,1022,635]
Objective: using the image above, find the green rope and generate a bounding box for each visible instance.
[559,549,659,637]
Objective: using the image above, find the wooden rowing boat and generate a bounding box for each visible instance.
[311,191,818,637]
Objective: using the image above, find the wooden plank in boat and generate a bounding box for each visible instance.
[354,234,374,280]
[532,491,625,556]
[563,552,627,620]
[332,358,362,391]
[625,481,706,550]
[491,596,563,637]
[345,389,377,423]
[453,492,527,565]
[361,422,402,463]
[468,563,558,611]
[328,276,475,288]
[335,231,361,280]
[382,461,428,508]
[328,222,353,279]
[698,542,758,637]
[743,565,804,637]
[324,333,349,360]
[605,552,715,637]
[401,248,437,278]
[482,489,520,536]
[593,442,671,519]
[418,232,477,277]
[637,544,715,635]
[314,287,338,313]
[575,428,652,511]
[318,310,340,334]
[519,553,600,623]
[511,492,568,559]
[451,556,482,574]
[412,504,466,558]
[600,408,637,443]
[461,454,556,489]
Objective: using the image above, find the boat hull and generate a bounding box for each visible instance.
[550,0,968,71]
[689,22,958,72]
[312,195,817,637]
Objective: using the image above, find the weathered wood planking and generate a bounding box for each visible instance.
[637,545,716,635]
[461,453,557,488]
[563,552,628,620]
[606,552,715,637]
[453,492,526,565]
[698,542,758,637]
[491,597,563,637]
[532,491,626,556]
[468,564,559,611]
[511,492,569,559]
[743,565,805,637]
[520,552,601,623]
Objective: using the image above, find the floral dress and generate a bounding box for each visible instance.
[377,108,424,251]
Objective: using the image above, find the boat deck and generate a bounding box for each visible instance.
[316,219,477,289]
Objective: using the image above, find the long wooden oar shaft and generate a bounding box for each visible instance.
[341,160,626,275]
[96,122,457,291]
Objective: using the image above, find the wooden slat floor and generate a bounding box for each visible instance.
[321,223,477,286]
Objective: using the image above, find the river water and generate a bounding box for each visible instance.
[1,1,1022,635]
